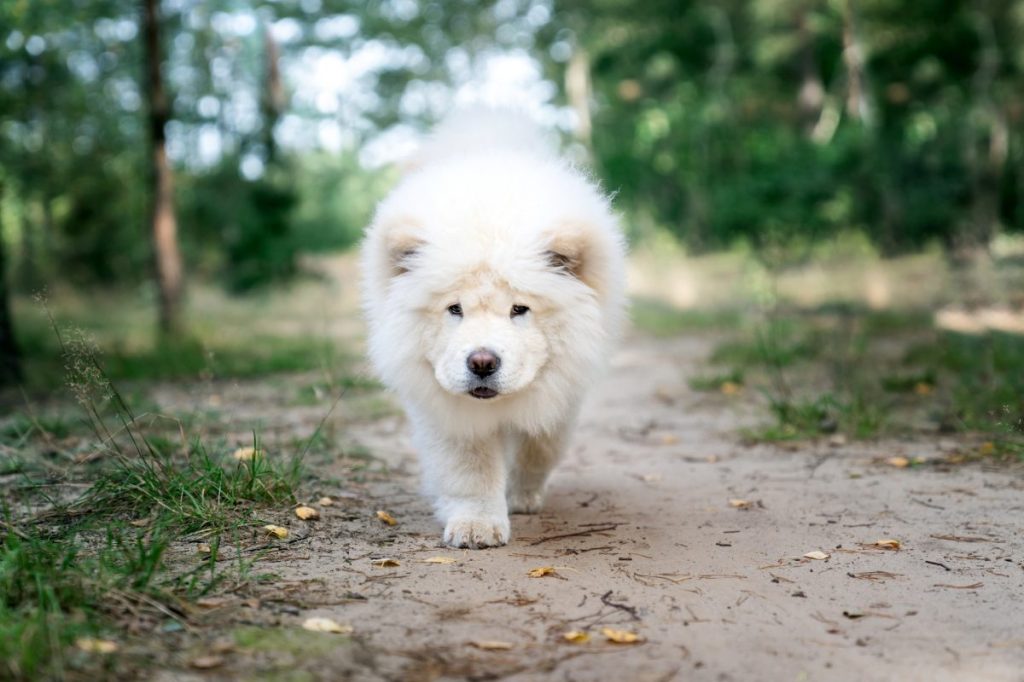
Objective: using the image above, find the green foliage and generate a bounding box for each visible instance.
[549,0,1024,250]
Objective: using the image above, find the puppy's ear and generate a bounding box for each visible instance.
[544,224,597,290]
[386,229,424,277]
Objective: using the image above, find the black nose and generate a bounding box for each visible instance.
[467,349,500,378]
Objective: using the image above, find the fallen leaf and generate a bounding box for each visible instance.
[728,499,752,510]
[373,558,400,567]
[318,496,334,506]
[720,381,742,395]
[804,551,830,561]
[873,539,901,550]
[189,655,224,669]
[563,630,590,643]
[885,456,910,468]
[933,582,984,590]
[263,524,289,539]
[601,627,643,644]
[914,382,933,395]
[295,506,320,520]
[376,510,398,526]
[469,640,513,650]
[978,442,996,456]
[196,543,225,560]
[195,596,231,608]
[421,556,457,564]
[659,434,679,445]
[129,518,150,527]
[232,446,263,462]
[302,617,353,634]
[528,566,557,578]
[75,638,118,654]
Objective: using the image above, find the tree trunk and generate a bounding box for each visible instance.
[0,183,23,387]
[841,0,873,126]
[796,7,824,136]
[143,0,183,336]
[565,48,592,150]
[262,25,285,165]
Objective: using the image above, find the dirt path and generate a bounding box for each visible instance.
[160,333,1024,682]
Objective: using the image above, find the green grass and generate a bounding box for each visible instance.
[755,393,887,441]
[631,299,743,337]
[0,308,331,681]
[706,309,1024,451]
[688,369,744,392]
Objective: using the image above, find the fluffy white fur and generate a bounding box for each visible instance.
[361,110,626,548]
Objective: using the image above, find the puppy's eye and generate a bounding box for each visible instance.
[510,304,530,317]
[447,304,463,317]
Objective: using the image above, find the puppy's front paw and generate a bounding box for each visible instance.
[507,490,544,515]
[443,516,510,549]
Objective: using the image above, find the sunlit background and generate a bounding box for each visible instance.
[1,0,1022,420]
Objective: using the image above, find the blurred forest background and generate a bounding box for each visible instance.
[1,0,1023,389]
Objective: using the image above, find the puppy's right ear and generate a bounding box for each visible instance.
[386,229,424,277]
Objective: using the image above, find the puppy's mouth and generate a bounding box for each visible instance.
[469,386,499,400]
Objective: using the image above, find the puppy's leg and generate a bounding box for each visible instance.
[419,430,510,548]
[507,426,569,514]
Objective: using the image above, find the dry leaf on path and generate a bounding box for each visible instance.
[373,558,400,567]
[729,499,752,509]
[720,381,742,395]
[934,582,984,590]
[295,506,320,520]
[302,617,354,634]
[421,556,457,564]
[528,566,558,578]
[195,596,232,608]
[318,496,334,506]
[75,638,118,654]
[601,628,643,644]
[232,446,262,462]
[563,631,590,643]
[885,456,910,468]
[804,551,830,560]
[189,655,225,669]
[469,640,512,650]
[872,539,901,550]
[376,510,398,526]
[263,525,289,539]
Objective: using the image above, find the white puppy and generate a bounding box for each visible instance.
[361,110,626,548]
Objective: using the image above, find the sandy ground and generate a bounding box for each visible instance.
[150,331,1024,682]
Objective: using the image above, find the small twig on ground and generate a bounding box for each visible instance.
[925,560,952,571]
[528,523,621,546]
[600,590,640,621]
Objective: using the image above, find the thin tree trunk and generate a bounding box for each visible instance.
[262,25,285,165]
[143,0,183,336]
[796,7,824,136]
[0,183,23,387]
[565,47,592,150]
[841,0,873,125]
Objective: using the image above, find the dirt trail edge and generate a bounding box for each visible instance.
[214,335,1024,682]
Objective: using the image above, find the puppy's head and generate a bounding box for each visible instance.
[367,217,607,403]
[361,151,624,410]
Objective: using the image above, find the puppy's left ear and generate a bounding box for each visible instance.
[544,222,609,295]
